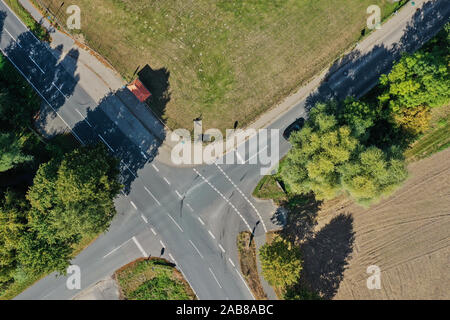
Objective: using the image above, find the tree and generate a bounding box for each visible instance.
[21,144,122,274]
[0,191,28,285]
[281,103,359,200]
[378,24,449,113]
[259,236,302,289]
[392,104,432,135]
[0,132,33,172]
[27,144,122,239]
[339,147,408,205]
[339,97,379,140]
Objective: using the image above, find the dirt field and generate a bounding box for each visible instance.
[302,148,449,299]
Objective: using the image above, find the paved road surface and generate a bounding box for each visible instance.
[0,0,447,299]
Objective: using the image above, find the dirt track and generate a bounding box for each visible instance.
[306,148,449,300]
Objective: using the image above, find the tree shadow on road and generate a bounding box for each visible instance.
[304,0,449,112]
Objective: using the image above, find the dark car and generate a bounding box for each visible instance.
[283,117,305,140]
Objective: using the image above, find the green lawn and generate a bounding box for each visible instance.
[36,0,405,133]
[115,258,196,300]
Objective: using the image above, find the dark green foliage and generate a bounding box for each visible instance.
[0,133,33,172]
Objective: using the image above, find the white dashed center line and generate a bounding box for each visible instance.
[163,177,171,185]
[197,217,205,226]
[152,164,159,172]
[140,214,148,224]
[208,230,216,240]
[129,200,137,210]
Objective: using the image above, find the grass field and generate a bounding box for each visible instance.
[36,0,404,132]
[114,258,196,300]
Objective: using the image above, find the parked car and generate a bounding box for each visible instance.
[283,117,305,140]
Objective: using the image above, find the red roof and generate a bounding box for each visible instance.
[127,79,151,102]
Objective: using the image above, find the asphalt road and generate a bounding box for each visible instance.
[0,0,448,300]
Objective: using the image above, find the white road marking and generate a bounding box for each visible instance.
[215,163,268,232]
[228,258,235,267]
[235,151,245,164]
[186,203,194,212]
[4,28,22,47]
[150,227,157,235]
[28,56,44,73]
[246,145,268,164]
[140,151,147,159]
[163,177,171,185]
[152,164,159,172]
[98,134,114,152]
[193,168,252,231]
[175,190,183,199]
[52,82,68,99]
[167,214,183,232]
[178,267,200,300]
[189,240,204,259]
[143,186,161,206]
[130,200,137,210]
[159,240,165,248]
[2,2,40,42]
[140,214,148,224]
[218,244,226,253]
[197,216,205,225]
[208,230,216,240]
[168,253,177,265]
[209,268,222,289]
[75,109,92,127]
[236,268,255,299]
[0,47,84,145]
[132,236,148,257]
[103,238,132,258]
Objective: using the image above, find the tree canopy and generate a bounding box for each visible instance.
[259,236,303,288]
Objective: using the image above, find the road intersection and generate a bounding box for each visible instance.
[0,0,448,300]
